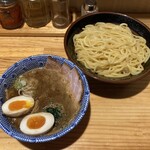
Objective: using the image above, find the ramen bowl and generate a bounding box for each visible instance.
[0,55,90,143]
[64,12,150,84]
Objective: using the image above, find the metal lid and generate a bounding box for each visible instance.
[84,0,97,11]
[0,0,16,7]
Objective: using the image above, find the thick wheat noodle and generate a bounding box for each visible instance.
[73,22,150,78]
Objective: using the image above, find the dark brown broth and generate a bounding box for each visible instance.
[6,68,80,135]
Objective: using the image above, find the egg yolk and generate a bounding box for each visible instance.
[27,116,46,129]
[9,100,32,111]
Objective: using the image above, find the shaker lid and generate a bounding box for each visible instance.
[84,0,97,11]
[0,0,16,7]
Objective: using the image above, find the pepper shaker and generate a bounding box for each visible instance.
[50,0,70,29]
[0,0,24,29]
[81,0,98,16]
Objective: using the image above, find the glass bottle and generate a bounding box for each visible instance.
[81,0,98,16]
[0,0,24,29]
[50,0,70,29]
[19,0,51,28]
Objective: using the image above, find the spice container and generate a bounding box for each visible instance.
[81,0,98,16]
[0,0,24,29]
[19,0,51,28]
[50,0,70,29]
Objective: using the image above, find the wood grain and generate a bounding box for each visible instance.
[1,14,150,150]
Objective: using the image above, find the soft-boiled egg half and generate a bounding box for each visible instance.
[2,95,34,117]
[20,112,54,135]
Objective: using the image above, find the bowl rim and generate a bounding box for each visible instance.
[64,12,150,84]
[0,54,90,143]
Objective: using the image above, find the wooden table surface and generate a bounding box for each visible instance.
[1,13,150,150]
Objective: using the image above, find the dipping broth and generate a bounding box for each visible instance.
[4,58,82,136]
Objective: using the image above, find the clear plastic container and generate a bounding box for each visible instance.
[51,0,70,29]
[19,0,51,28]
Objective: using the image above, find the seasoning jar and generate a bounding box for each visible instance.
[0,0,24,29]
[81,0,98,16]
[19,0,51,28]
[50,0,70,29]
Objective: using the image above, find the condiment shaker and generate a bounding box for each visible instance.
[81,0,98,16]
[0,0,24,29]
[50,0,70,29]
[19,0,51,28]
